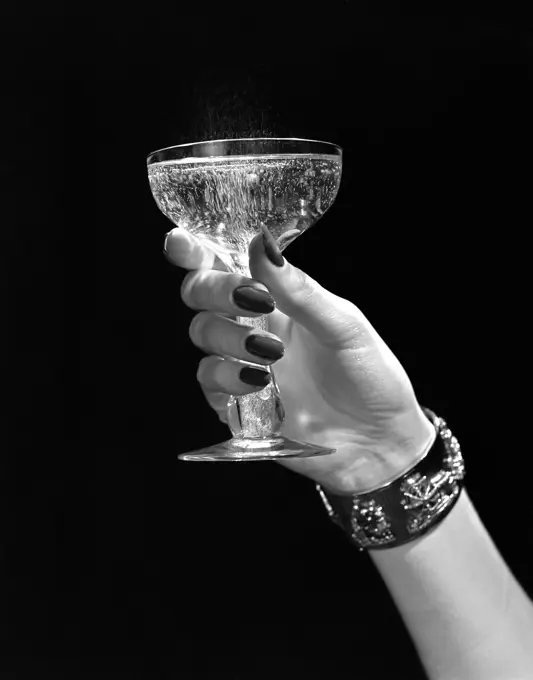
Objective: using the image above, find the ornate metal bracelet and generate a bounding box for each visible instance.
[316,407,466,551]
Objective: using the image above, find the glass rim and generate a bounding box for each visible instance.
[146,137,342,165]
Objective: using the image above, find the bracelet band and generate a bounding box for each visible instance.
[316,407,466,552]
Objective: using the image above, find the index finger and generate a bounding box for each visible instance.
[163,228,224,271]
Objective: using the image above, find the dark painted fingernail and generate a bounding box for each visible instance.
[245,334,285,361]
[261,224,284,267]
[232,286,276,314]
[240,366,272,387]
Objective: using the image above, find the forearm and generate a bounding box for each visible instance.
[370,489,533,680]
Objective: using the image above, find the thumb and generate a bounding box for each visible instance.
[248,225,359,347]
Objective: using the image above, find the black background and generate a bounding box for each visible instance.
[2,6,533,678]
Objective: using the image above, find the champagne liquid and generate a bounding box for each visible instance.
[148,154,341,273]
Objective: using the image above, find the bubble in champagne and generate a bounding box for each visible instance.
[148,154,341,274]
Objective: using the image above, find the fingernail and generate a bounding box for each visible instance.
[245,334,285,361]
[232,286,276,314]
[240,366,272,387]
[261,224,284,267]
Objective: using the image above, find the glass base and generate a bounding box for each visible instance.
[178,436,335,462]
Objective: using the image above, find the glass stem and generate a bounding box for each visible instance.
[226,312,285,444]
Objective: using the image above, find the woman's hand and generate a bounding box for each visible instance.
[164,226,435,495]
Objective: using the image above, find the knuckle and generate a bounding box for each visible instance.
[206,390,230,422]
[196,358,206,384]
[180,270,197,307]
[196,355,218,387]
[189,311,210,345]
[181,269,220,311]
[292,267,316,302]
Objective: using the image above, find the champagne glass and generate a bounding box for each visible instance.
[147,138,342,461]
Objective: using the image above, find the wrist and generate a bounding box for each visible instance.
[326,406,437,496]
[381,405,438,483]
[317,406,466,552]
